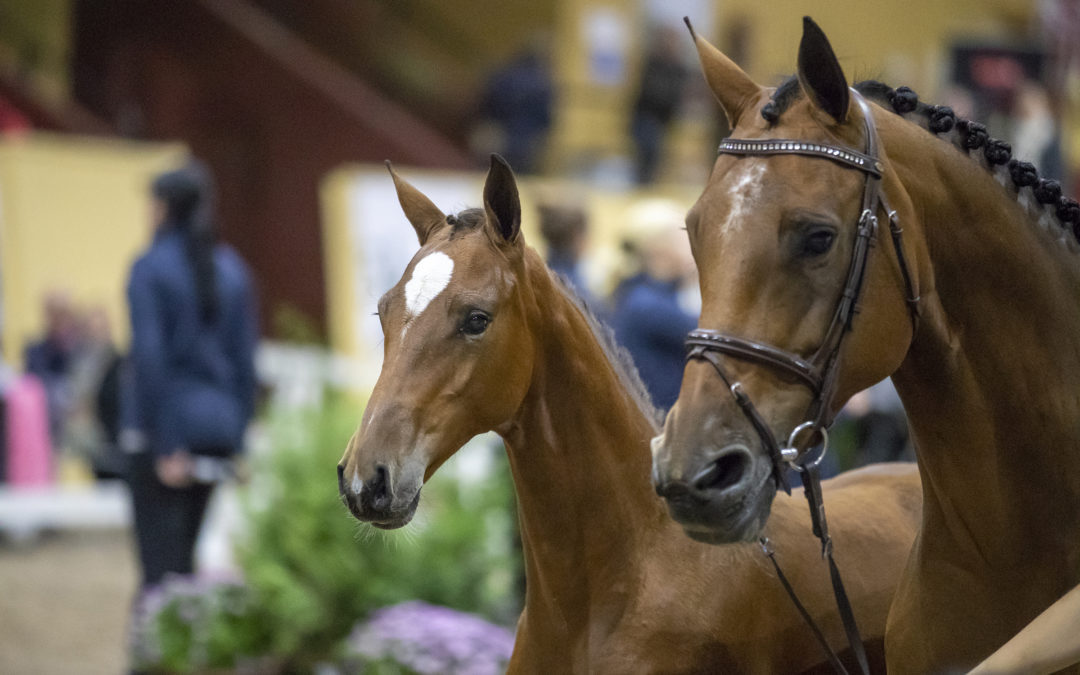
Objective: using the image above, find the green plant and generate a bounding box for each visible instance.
[130,575,275,673]
[235,395,520,670]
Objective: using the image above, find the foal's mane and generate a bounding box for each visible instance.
[759,76,1080,244]
[553,276,665,432]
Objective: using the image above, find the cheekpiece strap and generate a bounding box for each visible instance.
[717,138,882,178]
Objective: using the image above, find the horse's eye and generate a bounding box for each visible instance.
[461,311,491,336]
[801,228,836,257]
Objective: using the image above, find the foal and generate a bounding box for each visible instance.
[338,156,921,673]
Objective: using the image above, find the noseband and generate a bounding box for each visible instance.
[686,94,920,494]
[684,94,921,675]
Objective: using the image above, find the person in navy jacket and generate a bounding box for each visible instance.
[125,161,257,589]
[611,200,698,413]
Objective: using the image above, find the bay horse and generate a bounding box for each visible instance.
[337,155,922,672]
[650,17,1080,674]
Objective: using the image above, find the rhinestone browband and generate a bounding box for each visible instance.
[718,138,883,177]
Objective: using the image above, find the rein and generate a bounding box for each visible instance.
[686,94,920,674]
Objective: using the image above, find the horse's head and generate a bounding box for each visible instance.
[653,18,918,543]
[338,156,534,529]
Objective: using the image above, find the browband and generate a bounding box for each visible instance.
[716,138,883,178]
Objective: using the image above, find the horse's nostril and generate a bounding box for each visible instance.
[337,464,346,497]
[368,464,391,510]
[655,479,698,502]
[693,451,750,493]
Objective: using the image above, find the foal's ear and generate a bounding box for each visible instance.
[797,17,850,125]
[386,161,445,245]
[684,17,762,128]
[483,154,521,244]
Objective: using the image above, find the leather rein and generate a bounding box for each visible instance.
[686,94,920,674]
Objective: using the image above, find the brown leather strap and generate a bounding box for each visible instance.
[686,345,793,494]
[686,331,822,393]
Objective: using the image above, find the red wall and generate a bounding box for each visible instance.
[72,0,472,336]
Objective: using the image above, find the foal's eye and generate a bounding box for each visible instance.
[800,228,836,257]
[461,311,491,336]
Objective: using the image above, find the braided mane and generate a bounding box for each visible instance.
[760,76,1080,241]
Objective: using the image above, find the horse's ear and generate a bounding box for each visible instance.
[386,161,445,245]
[796,17,849,124]
[483,154,521,244]
[684,17,762,127]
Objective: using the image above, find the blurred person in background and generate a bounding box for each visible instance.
[610,199,697,412]
[838,379,913,467]
[64,305,126,479]
[473,36,554,174]
[629,25,689,185]
[537,202,601,312]
[24,289,79,444]
[1012,80,1065,182]
[124,161,258,594]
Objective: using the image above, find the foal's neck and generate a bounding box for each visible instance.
[886,118,1080,569]
[498,255,667,627]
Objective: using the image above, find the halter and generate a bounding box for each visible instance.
[685,93,921,675]
[686,94,920,493]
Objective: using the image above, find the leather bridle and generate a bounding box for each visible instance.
[684,93,920,675]
[686,94,920,494]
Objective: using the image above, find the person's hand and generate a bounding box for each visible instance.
[156,450,193,488]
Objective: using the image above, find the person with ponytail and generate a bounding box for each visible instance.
[124,160,257,590]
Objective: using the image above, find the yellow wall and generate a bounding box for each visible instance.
[714,0,1033,91]
[0,133,187,365]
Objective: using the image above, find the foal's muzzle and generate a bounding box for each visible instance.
[337,462,419,529]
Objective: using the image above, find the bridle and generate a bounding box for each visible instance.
[686,94,920,493]
[684,93,920,675]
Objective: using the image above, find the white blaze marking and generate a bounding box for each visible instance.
[402,251,454,336]
[718,162,766,235]
[351,468,363,495]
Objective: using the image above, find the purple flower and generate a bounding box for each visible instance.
[347,602,514,675]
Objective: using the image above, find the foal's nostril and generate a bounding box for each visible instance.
[337,464,347,497]
[368,464,391,511]
[692,451,750,493]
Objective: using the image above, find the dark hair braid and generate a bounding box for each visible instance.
[984,139,1012,165]
[927,105,955,133]
[888,86,919,113]
[956,120,989,150]
[1008,159,1039,188]
[1034,179,1063,206]
[1058,197,1080,226]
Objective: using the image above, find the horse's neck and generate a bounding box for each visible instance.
[499,261,667,635]
[889,123,1080,569]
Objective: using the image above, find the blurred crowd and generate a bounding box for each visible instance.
[472,19,1074,195]
[472,24,694,186]
[2,291,125,486]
